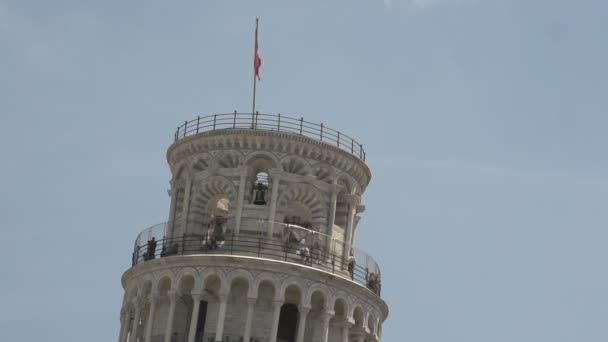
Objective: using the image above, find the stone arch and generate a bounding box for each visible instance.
[243,151,280,171]
[278,183,327,228]
[244,152,280,204]
[191,152,213,172]
[126,283,140,302]
[335,173,355,194]
[200,268,227,296]
[330,292,352,318]
[304,283,330,310]
[176,267,199,292]
[311,163,335,183]
[253,272,281,300]
[366,311,376,334]
[140,278,154,298]
[226,269,256,298]
[278,277,305,304]
[188,175,237,232]
[155,271,175,294]
[280,155,311,176]
[352,305,365,328]
[214,150,243,169]
[173,160,191,181]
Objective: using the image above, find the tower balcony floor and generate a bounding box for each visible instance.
[132,223,382,297]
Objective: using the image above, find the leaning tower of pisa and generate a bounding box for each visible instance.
[118,112,388,342]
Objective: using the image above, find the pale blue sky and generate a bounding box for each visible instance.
[1,1,607,341]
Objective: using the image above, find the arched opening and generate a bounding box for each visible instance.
[199,274,222,341]
[174,275,195,342]
[206,196,230,247]
[154,278,172,338]
[353,306,364,330]
[282,202,312,228]
[304,290,328,341]
[367,313,376,336]
[224,277,250,340]
[330,298,348,341]
[253,279,277,339]
[252,171,268,205]
[246,157,274,205]
[277,303,299,342]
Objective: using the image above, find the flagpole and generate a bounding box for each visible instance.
[251,18,259,128]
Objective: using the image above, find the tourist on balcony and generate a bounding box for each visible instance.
[297,238,311,263]
[348,253,356,280]
[145,237,157,261]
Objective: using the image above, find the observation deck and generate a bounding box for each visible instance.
[132,219,382,296]
[173,112,366,161]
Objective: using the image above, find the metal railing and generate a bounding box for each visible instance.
[132,221,381,296]
[173,112,366,161]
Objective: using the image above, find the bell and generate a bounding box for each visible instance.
[253,182,267,205]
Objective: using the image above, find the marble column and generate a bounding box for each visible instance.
[234,169,248,236]
[269,300,284,342]
[187,293,203,342]
[144,295,158,342]
[295,306,310,342]
[242,297,257,342]
[166,182,178,236]
[181,177,193,234]
[343,200,357,269]
[129,298,143,342]
[341,320,353,342]
[163,291,178,342]
[326,189,338,256]
[320,311,335,342]
[267,172,281,238]
[215,294,228,342]
[118,307,129,342]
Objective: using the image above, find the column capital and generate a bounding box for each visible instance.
[343,317,355,327]
[148,294,160,304]
[320,311,335,321]
[368,333,379,342]
[131,296,145,308]
[167,290,178,302]
[298,305,311,315]
[218,294,229,303]
[191,292,204,302]
[329,184,342,194]
[273,299,284,307]
[246,296,258,305]
[343,194,361,206]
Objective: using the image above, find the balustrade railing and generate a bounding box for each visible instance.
[132,220,381,296]
[173,113,366,161]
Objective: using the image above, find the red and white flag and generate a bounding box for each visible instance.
[254,19,262,80]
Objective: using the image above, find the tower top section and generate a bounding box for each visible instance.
[167,112,371,192]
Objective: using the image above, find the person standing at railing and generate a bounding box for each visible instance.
[312,235,321,264]
[145,237,157,261]
[348,253,356,280]
[297,238,311,263]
